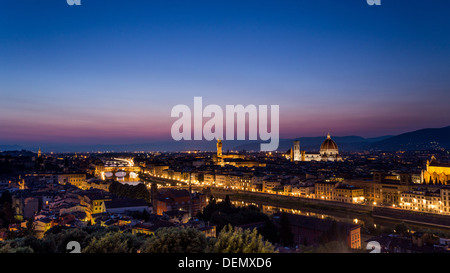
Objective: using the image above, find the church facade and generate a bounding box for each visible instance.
[288,133,343,162]
[423,156,450,185]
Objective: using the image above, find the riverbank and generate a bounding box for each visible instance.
[373,207,450,229]
[210,189,450,235]
[211,189,372,217]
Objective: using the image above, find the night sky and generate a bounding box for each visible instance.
[1,0,449,146]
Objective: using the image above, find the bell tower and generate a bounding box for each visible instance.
[293,140,300,161]
[217,139,222,158]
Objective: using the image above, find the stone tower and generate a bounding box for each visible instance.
[217,138,223,158]
[293,140,300,161]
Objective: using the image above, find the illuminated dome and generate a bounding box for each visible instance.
[320,133,339,156]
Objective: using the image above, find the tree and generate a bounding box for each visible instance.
[0,244,34,253]
[259,218,279,245]
[223,195,232,213]
[25,217,34,236]
[41,225,113,253]
[209,195,216,205]
[302,240,351,253]
[0,191,14,228]
[197,195,218,221]
[40,226,89,253]
[108,181,150,202]
[279,212,294,247]
[394,222,409,236]
[22,235,56,254]
[140,227,208,253]
[198,198,269,236]
[108,181,119,193]
[0,235,52,253]
[208,224,276,253]
[129,210,150,222]
[83,231,144,253]
[134,183,151,202]
[0,190,12,204]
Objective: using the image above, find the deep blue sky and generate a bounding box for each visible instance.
[1,0,449,145]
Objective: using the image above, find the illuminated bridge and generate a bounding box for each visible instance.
[95,158,141,182]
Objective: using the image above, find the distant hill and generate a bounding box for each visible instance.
[0,150,37,157]
[368,126,450,151]
[0,145,25,152]
[234,126,450,152]
[0,140,259,153]
[0,126,448,153]
[236,126,450,152]
[234,135,393,152]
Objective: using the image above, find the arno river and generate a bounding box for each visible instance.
[151,180,450,236]
[212,195,450,237]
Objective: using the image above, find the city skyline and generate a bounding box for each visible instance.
[3,0,450,258]
[1,0,450,146]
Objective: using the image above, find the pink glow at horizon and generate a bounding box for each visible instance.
[1,103,449,144]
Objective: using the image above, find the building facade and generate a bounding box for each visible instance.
[400,190,442,214]
[423,157,450,185]
[334,184,365,204]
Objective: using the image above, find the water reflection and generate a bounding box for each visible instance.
[210,197,450,235]
[215,197,367,228]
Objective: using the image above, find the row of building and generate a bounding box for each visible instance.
[146,163,450,215]
[1,170,209,239]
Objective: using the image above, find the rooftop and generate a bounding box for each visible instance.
[105,198,148,209]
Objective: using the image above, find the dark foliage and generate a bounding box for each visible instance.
[278,212,294,247]
[197,195,271,238]
[0,191,14,228]
[108,181,150,202]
